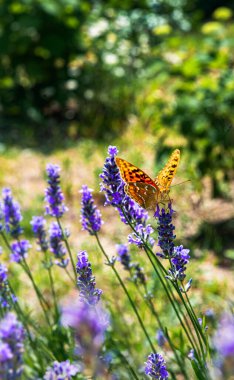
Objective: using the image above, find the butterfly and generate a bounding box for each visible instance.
[115,149,180,210]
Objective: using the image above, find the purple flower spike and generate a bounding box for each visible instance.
[10,240,31,263]
[44,360,79,380]
[45,164,68,218]
[49,222,69,268]
[100,145,124,208]
[116,244,131,271]
[62,300,109,357]
[155,204,175,258]
[145,352,169,379]
[108,145,118,156]
[76,251,102,305]
[80,185,103,235]
[0,263,17,309]
[31,216,48,252]
[132,263,146,285]
[169,245,190,281]
[0,313,25,378]
[2,188,23,238]
[213,313,234,357]
[128,224,155,248]
[100,146,149,226]
[0,341,13,362]
[156,330,167,347]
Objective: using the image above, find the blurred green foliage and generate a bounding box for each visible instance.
[136,13,234,194]
[0,1,233,193]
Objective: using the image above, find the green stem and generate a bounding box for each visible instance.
[56,217,76,282]
[166,255,207,364]
[147,297,189,380]
[95,233,156,354]
[146,243,202,354]
[109,338,140,380]
[43,249,59,321]
[184,287,207,345]
[22,258,51,327]
[121,207,210,375]
[0,231,51,326]
[8,281,47,371]
[133,282,186,376]
[179,284,207,360]
[143,245,200,354]
[48,265,59,320]
[120,211,204,366]
[65,266,76,283]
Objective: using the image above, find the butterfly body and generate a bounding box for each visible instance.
[115,149,180,210]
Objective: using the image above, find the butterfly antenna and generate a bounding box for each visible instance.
[170,180,191,188]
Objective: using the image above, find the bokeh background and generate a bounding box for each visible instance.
[0,0,234,375]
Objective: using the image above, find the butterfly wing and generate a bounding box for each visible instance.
[155,149,180,191]
[115,157,157,188]
[125,182,160,209]
[115,157,160,209]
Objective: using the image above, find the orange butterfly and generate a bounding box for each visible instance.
[115,149,180,209]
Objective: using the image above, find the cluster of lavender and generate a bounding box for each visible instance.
[155,204,191,284]
[30,216,48,252]
[44,360,79,380]
[0,146,233,380]
[45,164,68,218]
[1,188,23,238]
[0,313,25,379]
[0,164,70,268]
[100,146,148,226]
[128,224,155,248]
[30,166,69,268]
[80,185,102,235]
[76,250,102,305]
[145,353,169,379]
[62,300,109,359]
[1,188,30,263]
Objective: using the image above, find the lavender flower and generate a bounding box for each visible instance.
[44,360,79,380]
[0,203,4,233]
[45,164,68,218]
[188,349,195,360]
[213,313,234,357]
[198,318,202,326]
[156,330,167,347]
[132,263,146,285]
[10,240,31,263]
[155,204,175,259]
[31,216,48,252]
[76,251,102,305]
[49,222,68,268]
[0,341,13,361]
[128,224,155,248]
[62,300,109,357]
[0,263,17,309]
[205,309,215,319]
[2,188,23,238]
[116,244,131,271]
[100,146,124,207]
[100,146,148,226]
[80,185,102,235]
[145,352,169,379]
[168,245,190,281]
[0,312,25,379]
